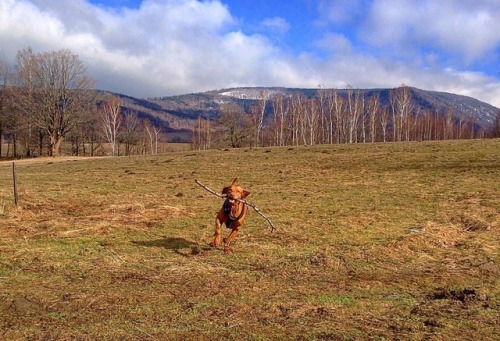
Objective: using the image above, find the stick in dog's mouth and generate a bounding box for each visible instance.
[195,179,277,233]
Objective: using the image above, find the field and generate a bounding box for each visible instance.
[0,139,499,340]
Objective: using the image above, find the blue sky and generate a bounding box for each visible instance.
[1,0,499,106]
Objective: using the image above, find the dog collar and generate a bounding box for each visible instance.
[223,199,246,227]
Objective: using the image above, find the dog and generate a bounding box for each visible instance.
[210,178,250,253]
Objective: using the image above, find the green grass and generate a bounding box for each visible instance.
[0,139,499,340]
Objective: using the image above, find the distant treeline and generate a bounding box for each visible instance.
[192,86,500,149]
[1,48,499,158]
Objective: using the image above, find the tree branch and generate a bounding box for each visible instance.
[195,179,276,233]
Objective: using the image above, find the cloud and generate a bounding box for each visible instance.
[0,0,498,107]
[315,32,352,55]
[258,17,290,36]
[317,0,367,25]
[361,0,500,63]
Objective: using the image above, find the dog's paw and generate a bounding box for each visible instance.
[209,238,221,248]
[223,246,232,254]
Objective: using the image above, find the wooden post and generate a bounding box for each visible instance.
[12,162,18,208]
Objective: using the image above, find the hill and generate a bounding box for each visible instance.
[108,87,499,138]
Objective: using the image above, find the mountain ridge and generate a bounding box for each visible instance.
[107,86,498,141]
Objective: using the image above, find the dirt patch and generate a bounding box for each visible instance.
[428,288,488,304]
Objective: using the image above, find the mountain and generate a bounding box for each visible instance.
[106,87,499,141]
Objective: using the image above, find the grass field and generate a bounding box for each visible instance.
[0,139,499,340]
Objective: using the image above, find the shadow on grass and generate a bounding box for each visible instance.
[131,236,211,257]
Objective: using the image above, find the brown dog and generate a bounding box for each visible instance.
[210,178,250,253]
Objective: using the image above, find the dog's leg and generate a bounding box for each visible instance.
[210,216,222,247]
[223,225,240,253]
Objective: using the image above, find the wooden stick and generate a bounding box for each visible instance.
[195,179,276,233]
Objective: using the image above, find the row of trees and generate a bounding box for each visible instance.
[193,87,497,149]
[0,48,163,158]
[1,47,497,157]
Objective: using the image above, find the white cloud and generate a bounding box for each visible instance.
[0,0,498,107]
[258,17,290,36]
[315,32,352,55]
[317,0,366,25]
[362,0,500,62]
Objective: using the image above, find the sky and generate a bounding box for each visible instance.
[1,0,499,106]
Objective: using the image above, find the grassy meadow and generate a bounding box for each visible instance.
[0,139,499,340]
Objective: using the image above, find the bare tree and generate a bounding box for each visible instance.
[380,106,389,142]
[367,94,380,142]
[331,89,346,143]
[216,103,250,148]
[192,116,211,150]
[100,96,122,156]
[144,120,161,155]
[254,91,268,146]
[305,98,319,145]
[390,86,414,141]
[346,86,363,143]
[317,86,328,144]
[444,107,454,140]
[271,93,288,146]
[0,59,10,158]
[122,111,140,155]
[492,110,500,138]
[13,48,95,157]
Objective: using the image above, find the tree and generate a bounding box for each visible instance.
[13,48,95,157]
[216,104,250,148]
[380,106,389,142]
[144,120,161,155]
[305,98,319,145]
[390,86,414,141]
[492,110,500,138]
[0,59,10,158]
[366,94,380,143]
[332,89,346,144]
[122,111,140,156]
[346,86,362,143]
[100,96,122,156]
[192,116,211,150]
[253,91,268,146]
[271,93,288,146]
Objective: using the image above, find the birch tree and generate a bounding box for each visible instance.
[366,94,380,143]
[144,120,162,155]
[271,93,288,146]
[254,91,268,146]
[100,96,121,156]
[391,86,414,141]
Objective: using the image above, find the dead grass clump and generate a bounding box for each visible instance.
[102,203,192,227]
[391,221,467,254]
[478,261,500,275]
[455,213,491,231]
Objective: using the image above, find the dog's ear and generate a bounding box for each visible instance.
[222,186,230,195]
[231,178,238,185]
[242,189,250,198]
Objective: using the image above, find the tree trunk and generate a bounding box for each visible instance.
[51,136,64,157]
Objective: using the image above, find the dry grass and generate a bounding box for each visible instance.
[0,139,499,340]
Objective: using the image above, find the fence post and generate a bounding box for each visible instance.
[12,162,18,208]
